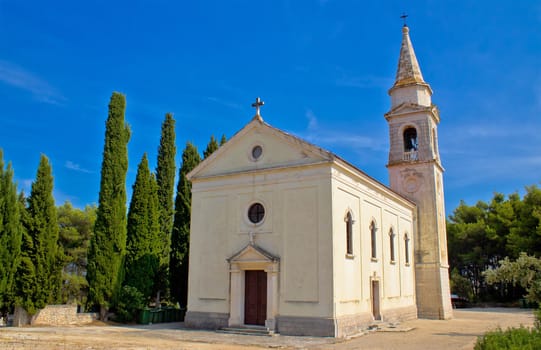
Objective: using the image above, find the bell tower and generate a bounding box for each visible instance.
[385,25,453,319]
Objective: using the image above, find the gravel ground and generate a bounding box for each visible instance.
[0,308,535,350]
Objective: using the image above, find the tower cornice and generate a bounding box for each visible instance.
[384,103,440,123]
[386,158,445,172]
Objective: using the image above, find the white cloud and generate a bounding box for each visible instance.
[206,96,243,110]
[0,60,66,105]
[299,109,385,152]
[53,188,79,206]
[306,109,318,130]
[65,161,92,173]
[334,66,393,89]
[15,178,33,195]
[446,154,541,189]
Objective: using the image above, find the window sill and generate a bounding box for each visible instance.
[390,260,396,265]
[405,263,411,267]
[345,253,355,260]
[371,257,378,263]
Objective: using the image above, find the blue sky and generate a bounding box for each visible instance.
[0,1,540,215]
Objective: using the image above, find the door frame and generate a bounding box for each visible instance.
[371,279,381,321]
[227,244,279,330]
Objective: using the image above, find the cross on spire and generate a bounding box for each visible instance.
[251,97,264,118]
[400,13,408,27]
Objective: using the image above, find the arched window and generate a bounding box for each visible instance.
[370,221,377,259]
[389,228,396,263]
[403,127,418,152]
[346,212,353,255]
[404,233,410,265]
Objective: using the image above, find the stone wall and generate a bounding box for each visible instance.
[277,315,336,337]
[13,305,97,326]
[184,311,229,329]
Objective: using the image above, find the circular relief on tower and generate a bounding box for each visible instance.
[403,176,421,193]
[251,145,263,161]
[247,202,265,224]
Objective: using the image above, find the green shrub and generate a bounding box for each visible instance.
[114,285,145,323]
[475,326,541,349]
[476,308,541,349]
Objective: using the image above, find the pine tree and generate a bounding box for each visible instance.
[57,202,96,305]
[170,142,201,305]
[87,92,131,319]
[0,150,22,313]
[16,155,62,313]
[155,113,176,298]
[219,134,227,146]
[203,135,219,159]
[125,154,160,299]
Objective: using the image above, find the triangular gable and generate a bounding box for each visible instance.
[385,102,439,122]
[187,117,335,180]
[187,114,416,209]
[386,102,430,115]
[227,243,280,264]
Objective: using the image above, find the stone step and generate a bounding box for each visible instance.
[218,326,276,336]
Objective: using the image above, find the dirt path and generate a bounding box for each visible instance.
[0,308,535,350]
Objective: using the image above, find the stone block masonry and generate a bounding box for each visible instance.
[13,305,98,326]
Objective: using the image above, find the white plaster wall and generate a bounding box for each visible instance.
[330,165,416,318]
[187,163,335,319]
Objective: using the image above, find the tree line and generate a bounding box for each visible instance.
[2,91,539,320]
[0,92,225,321]
[448,184,541,303]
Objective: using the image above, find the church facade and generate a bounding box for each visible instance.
[184,25,452,337]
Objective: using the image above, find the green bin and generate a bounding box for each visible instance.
[162,307,170,322]
[179,308,186,322]
[138,308,150,324]
[149,310,158,323]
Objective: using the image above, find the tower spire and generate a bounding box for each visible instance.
[385,24,453,321]
[392,25,426,89]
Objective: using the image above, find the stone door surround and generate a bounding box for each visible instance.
[227,243,279,331]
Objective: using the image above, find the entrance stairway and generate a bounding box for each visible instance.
[218,325,276,336]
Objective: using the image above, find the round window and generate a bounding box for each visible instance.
[251,145,263,160]
[248,203,265,224]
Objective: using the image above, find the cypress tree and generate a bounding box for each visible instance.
[155,113,176,298]
[170,142,201,305]
[16,155,62,313]
[0,150,22,313]
[87,92,130,319]
[14,192,33,313]
[125,154,160,299]
[219,134,227,146]
[203,135,219,159]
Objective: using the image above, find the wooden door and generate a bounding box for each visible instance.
[244,270,267,325]
[372,280,381,320]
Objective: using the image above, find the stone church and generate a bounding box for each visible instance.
[184,25,453,337]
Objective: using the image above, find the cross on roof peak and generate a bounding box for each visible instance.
[251,97,264,118]
[400,13,408,27]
